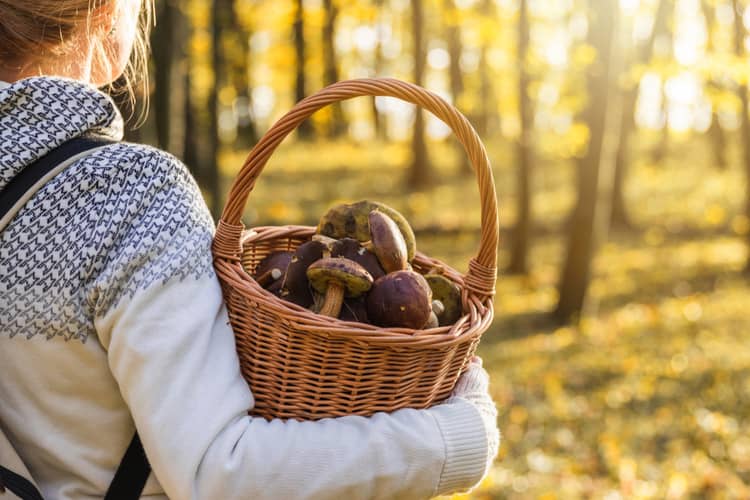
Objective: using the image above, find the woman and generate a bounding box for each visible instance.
[0,1,500,499]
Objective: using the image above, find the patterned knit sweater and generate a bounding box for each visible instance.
[0,77,489,500]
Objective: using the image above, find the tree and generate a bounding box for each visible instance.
[443,0,471,174]
[507,0,533,274]
[322,0,347,137]
[732,0,750,272]
[228,1,258,147]
[407,0,433,189]
[371,0,387,140]
[475,0,497,137]
[701,0,728,170]
[207,0,231,219]
[555,0,621,322]
[610,0,670,230]
[294,0,314,139]
[151,0,189,156]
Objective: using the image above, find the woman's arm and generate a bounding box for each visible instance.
[92,147,494,500]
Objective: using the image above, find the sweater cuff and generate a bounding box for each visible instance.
[429,399,489,496]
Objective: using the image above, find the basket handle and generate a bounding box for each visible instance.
[213,78,498,298]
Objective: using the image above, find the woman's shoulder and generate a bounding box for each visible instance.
[86,141,191,182]
[78,140,213,230]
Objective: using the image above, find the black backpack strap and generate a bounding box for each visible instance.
[0,136,115,220]
[0,465,44,500]
[104,433,151,500]
[0,136,151,500]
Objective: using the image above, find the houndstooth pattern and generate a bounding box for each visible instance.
[0,77,122,191]
[0,77,215,342]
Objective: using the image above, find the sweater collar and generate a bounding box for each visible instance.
[0,77,123,191]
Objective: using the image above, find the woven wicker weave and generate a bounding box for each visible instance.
[212,78,499,420]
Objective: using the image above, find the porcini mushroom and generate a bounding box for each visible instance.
[363,210,408,273]
[253,251,293,288]
[424,274,462,326]
[332,237,385,280]
[280,240,329,307]
[306,257,374,318]
[339,297,370,323]
[424,312,439,329]
[316,200,417,262]
[366,270,433,329]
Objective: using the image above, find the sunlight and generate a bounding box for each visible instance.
[665,72,703,132]
[353,26,378,52]
[543,30,569,67]
[251,85,275,120]
[673,0,705,66]
[428,48,451,70]
[619,0,640,15]
[636,72,663,130]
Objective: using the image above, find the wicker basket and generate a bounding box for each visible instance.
[212,78,499,420]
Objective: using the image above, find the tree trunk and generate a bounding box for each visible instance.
[294,0,314,140]
[611,0,669,230]
[707,112,728,170]
[508,0,533,275]
[701,0,728,170]
[229,1,258,147]
[475,0,496,138]
[183,68,201,181]
[408,0,432,189]
[151,0,188,156]
[733,0,750,272]
[208,0,228,220]
[443,0,470,173]
[555,0,620,323]
[371,0,386,140]
[322,0,346,137]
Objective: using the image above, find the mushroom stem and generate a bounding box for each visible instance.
[319,282,346,317]
[256,268,282,287]
[431,300,445,316]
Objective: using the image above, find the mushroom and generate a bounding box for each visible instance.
[306,257,374,317]
[253,251,293,287]
[332,237,385,280]
[423,312,439,329]
[255,268,283,288]
[280,240,329,307]
[424,274,462,326]
[363,210,408,273]
[316,200,417,262]
[366,270,433,329]
[339,297,370,323]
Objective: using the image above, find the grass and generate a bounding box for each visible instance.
[220,132,750,498]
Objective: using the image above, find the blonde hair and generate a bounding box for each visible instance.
[0,0,153,106]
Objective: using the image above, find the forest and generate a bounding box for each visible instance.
[124,0,750,497]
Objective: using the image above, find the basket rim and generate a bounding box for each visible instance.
[215,226,494,349]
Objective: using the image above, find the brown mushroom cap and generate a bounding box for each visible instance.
[254,251,293,281]
[307,257,374,317]
[366,210,408,273]
[280,240,329,307]
[339,297,370,323]
[332,237,385,280]
[366,270,433,329]
[307,258,374,297]
[316,200,417,262]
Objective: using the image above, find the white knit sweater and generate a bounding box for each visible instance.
[0,77,490,499]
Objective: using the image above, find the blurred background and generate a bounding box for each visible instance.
[124,0,750,497]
